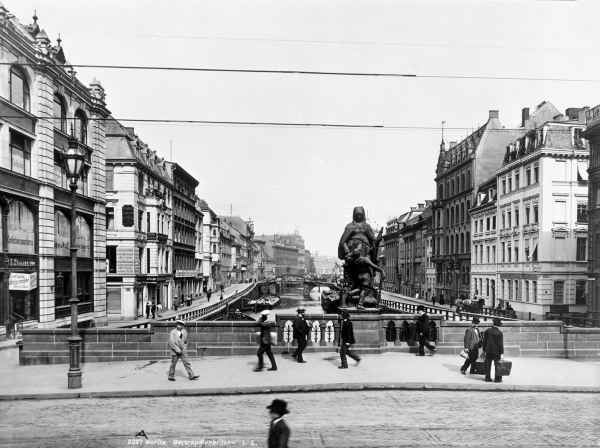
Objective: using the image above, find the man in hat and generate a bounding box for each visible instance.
[255,310,277,372]
[292,308,309,363]
[168,319,199,381]
[415,305,437,356]
[339,310,361,368]
[460,317,481,375]
[483,317,504,383]
[267,399,290,448]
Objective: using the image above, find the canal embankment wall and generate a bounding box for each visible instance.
[18,313,600,365]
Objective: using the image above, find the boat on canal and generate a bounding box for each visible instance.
[247,294,281,312]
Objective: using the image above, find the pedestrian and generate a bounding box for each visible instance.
[483,317,504,383]
[157,302,163,317]
[207,288,212,302]
[220,284,224,293]
[267,399,290,448]
[254,310,277,372]
[460,317,481,375]
[220,293,223,301]
[415,305,437,356]
[450,295,455,307]
[439,294,445,306]
[415,292,420,300]
[431,294,436,306]
[145,301,150,319]
[338,310,360,369]
[292,308,309,363]
[151,302,156,319]
[168,319,199,381]
[174,299,179,312]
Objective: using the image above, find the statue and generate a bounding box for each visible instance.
[338,206,384,309]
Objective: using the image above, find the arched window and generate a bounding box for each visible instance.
[461,173,465,191]
[466,231,471,249]
[446,208,450,226]
[445,236,449,254]
[455,235,459,254]
[461,203,465,222]
[460,233,465,253]
[53,94,67,132]
[438,184,443,200]
[467,170,471,189]
[446,182,450,198]
[451,179,455,196]
[450,206,454,225]
[75,109,88,145]
[10,66,30,111]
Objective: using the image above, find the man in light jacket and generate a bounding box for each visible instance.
[168,319,199,381]
[460,317,481,375]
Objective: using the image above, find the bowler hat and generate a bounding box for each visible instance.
[492,317,503,327]
[297,308,305,314]
[176,319,185,326]
[267,399,289,415]
[416,305,425,312]
[341,310,350,319]
[261,310,271,316]
[472,317,480,324]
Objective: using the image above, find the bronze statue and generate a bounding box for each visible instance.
[338,207,384,309]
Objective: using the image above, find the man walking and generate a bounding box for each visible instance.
[460,317,481,375]
[151,302,156,319]
[157,302,163,317]
[207,288,212,302]
[415,305,437,356]
[255,310,277,372]
[145,301,150,319]
[292,308,309,363]
[267,399,290,448]
[483,317,504,383]
[338,310,360,368]
[168,319,199,381]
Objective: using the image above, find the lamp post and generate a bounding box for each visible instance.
[63,133,85,389]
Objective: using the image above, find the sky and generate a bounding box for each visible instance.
[5,0,600,257]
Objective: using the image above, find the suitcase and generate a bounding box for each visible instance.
[495,359,512,377]
[471,358,486,375]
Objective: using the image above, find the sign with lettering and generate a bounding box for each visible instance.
[122,205,134,227]
[9,256,37,268]
[117,247,135,274]
[9,272,37,290]
[55,212,91,257]
[175,270,198,278]
[8,202,35,255]
[586,104,600,129]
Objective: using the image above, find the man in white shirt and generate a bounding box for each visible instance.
[168,319,199,381]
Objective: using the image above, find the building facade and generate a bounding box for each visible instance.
[105,120,173,319]
[199,200,219,292]
[0,8,109,330]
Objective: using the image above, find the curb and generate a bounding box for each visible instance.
[1,381,598,400]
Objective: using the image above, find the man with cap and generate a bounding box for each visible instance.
[483,317,504,383]
[292,308,309,363]
[460,317,481,375]
[267,399,290,448]
[168,319,199,381]
[255,309,277,372]
[415,305,437,356]
[338,310,361,368]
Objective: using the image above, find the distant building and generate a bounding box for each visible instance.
[219,216,255,282]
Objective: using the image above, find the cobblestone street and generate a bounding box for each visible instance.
[0,390,598,447]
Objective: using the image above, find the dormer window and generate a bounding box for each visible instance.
[10,66,30,111]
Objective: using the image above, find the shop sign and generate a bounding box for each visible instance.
[8,202,35,255]
[9,256,37,268]
[9,272,37,290]
[587,104,600,129]
[117,247,135,274]
[176,270,198,277]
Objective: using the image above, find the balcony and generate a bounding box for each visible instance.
[147,232,169,243]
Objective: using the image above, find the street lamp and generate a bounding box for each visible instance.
[63,133,85,389]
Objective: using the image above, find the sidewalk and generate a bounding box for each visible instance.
[1,345,598,400]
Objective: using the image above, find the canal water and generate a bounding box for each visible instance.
[247,285,331,322]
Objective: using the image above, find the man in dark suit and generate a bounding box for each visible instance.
[483,317,504,383]
[339,310,361,368]
[292,308,309,363]
[415,305,437,356]
[267,399,290,448]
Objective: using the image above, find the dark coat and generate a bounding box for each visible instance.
[268,418,290,448]
[259,320,272,344]
[292,316,309,340]
[483,326,504,355]
[416,313,430,337]
[340,319,356,344]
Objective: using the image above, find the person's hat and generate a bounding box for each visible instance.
[341,310,350,319]
[492,317,503,327]
[416,305,425,312]
[267,399,289,415]
[176,319,185,326]
[472,317,480,324]
[261,310,271,316]
[297,308,305,314]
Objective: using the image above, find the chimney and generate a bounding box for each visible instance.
[522,108,530,127]
[565,108,581,120]
[579,107,590,123]
[553,114,568,122]
[418,203,424,209]
[489,110,499,119]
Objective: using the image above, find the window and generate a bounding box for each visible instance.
[502,213,506,229]
[75,110,88,145]
[486,246,490,263]
[10,66,30,111]
[531,238,538,261]
[507,242,512,262]
[576,280,587,305]
[525,280,530,302]
[532,281,537,303]
[8,131,31,176]
[107,246,117,273]
[137,172,144,193]
[474,221,478,233]
[467,170,471,188]
[515,172,520,189]
[515,209,519,227]
[53,94,67,132]
[147,248,151,273]
[106,167,114,190]
[533,165,539,183]
[106,207,115,230]
[577,203,588,223]
[492,216,496,230]
[577,237,587,261]
[138,211,143,231]
[507,211,512,228]
[525,168,531,186]
[525,207,530,225]
[553,281,564,304]
[501,242,506,262]
[486,217,490,231]
[508,176,512,192]
[533,205,539,223]
[514,243,519,262]
[147,212,151,233]
[502,179,506,195]
[515,280,519,300]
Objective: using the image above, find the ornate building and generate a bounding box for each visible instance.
[0,7,109,331]
[199,199,219,291]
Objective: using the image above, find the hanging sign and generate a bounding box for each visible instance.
[9,272,38,291]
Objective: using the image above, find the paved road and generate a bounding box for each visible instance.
[1,390,598,447]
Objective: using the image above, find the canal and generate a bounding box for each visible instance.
[245,284,331,322]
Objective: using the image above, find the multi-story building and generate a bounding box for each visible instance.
[169,163,199,303]
[257,234,302,276]
[398,203,430,298]
[105,120,173,319]
[194,197,204,293]
[383,218,401,292]
[199,200,219,291]
[432,110,524,304]
[219,219,233,287]
[583,104,600,317]
[496,107,589,320]
[469,177,498,307]
[0,8,110,330]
